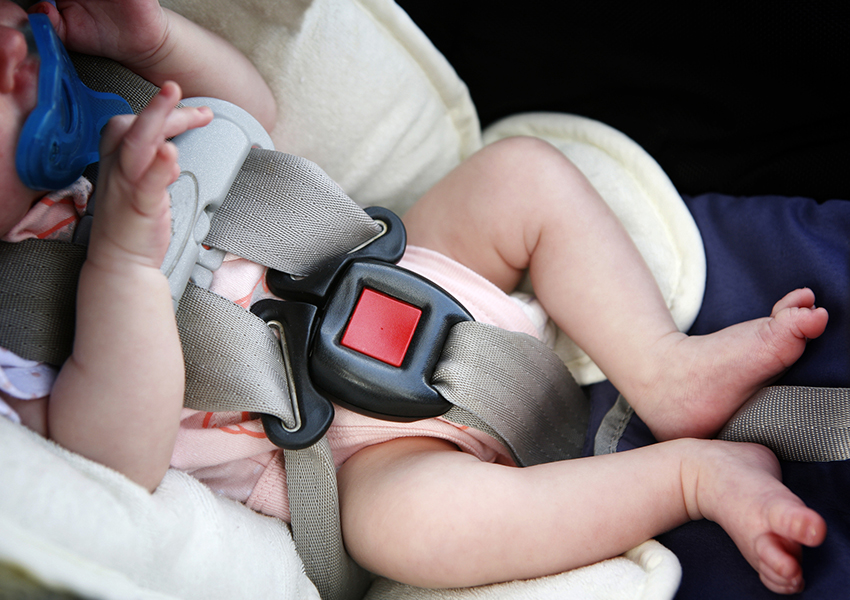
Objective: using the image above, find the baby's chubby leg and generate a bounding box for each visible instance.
[337,437,824,594]
[404,136,828,441]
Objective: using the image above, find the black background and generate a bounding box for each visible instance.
[397,1,849,201]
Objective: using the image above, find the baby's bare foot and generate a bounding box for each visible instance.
[684,440,826,594]
[633,288,828,440]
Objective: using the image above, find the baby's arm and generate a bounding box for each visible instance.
[32,0,276,131]
[48,83,212,491]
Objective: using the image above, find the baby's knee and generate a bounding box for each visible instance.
[480,136,589,200]
[482,136,567,171]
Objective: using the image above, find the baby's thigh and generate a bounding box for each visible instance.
[336,436,485,582]
[404,137,575,291]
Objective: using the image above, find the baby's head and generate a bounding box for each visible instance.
[1,0,45,237]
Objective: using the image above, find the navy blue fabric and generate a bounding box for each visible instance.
[584,193,850,597]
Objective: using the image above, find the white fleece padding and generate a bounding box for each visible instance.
[484,113,706,385]
[0,417,319,600]
[366,540,681,600]
[160,0,482,214]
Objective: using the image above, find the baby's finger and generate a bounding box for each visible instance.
[99,114,137,158]
[117,82,182,182]
[162,105,214,141]
[94,142,180,266]
[27,3,64,40]
[132,141,181,216]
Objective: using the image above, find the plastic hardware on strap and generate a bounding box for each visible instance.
[719,386,850,462]
[249,300,334,450]
[160,98,274,309]
[0,239,86,366]
[255,206,472,449]
[16,14,132,191]
[265,205,404,304]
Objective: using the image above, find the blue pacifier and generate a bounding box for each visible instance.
[15,13,132,191]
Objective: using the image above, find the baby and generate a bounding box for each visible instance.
[0,0,829,595]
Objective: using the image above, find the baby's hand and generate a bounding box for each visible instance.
[86,82,212,272]
[29,0,170,69]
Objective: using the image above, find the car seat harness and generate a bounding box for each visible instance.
[2,23,849,600]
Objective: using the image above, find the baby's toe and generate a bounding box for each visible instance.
[754,533,804,594]
[768,502,827,548]
[771,288,816,316]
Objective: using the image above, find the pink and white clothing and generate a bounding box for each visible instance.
[1,181,553,522]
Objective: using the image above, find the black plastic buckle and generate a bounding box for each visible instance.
[252,207,472,449]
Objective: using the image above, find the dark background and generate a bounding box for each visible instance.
[397,1,849,201]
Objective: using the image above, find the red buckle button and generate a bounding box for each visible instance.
[341,288,422,367]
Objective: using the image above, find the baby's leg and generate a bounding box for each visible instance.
[337,437,825,594]
[403,137,828,440]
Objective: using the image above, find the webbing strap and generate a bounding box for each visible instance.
[72,53,171,115]
[0,239,86,366]
[435,321,589,466]
[176,283,297,426]
[719,386,850,462]
[284,441,372,600]
[592,394,634,456]
[207,150,382,276]
[594,387,850,463]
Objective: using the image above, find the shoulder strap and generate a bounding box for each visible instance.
[0,239,86,366]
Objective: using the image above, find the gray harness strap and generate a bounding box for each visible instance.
[592,394,634,456]
[0,239,86,366]
[436,321,588,466]
[719,386,850,462]
[285,441,373,600]
[176,283,297,426]
[72,53,169,115]
[595,387,850,464]
[206,149,382,277]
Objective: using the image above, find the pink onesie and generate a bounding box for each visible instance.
[2,183,552,523]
